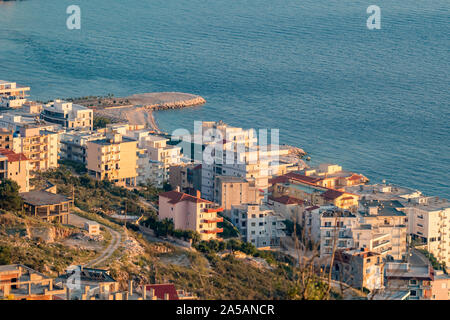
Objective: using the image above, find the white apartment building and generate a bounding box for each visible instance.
[128,133,181,187]
[319,208,358,259]
[42,100,93,130]
[357,200,408,261]
[402,196,450,267]
[0,80,30,108]
[231,203,286,248]
[352,224,392,258]
[60,131,105,164]
[0,113,58,132]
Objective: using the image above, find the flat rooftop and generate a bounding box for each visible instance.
[20,190,71,206]
[89,136,136,145]
[344,184,422,201]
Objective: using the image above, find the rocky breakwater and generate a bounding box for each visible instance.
[94,92,206,131]
[127,92,206,110]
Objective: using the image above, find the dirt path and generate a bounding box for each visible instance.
[84,226,121,268]
[69,213,122,268]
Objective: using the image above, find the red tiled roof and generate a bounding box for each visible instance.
[348,174,365,181]
[268,195,304,205]
[285,172,323,184]
[160,190,212,204]
[146,284,179,300]
[270,172,323,186]
[0,148,28,162]
[322,189,344,200]
[269,175,290,185]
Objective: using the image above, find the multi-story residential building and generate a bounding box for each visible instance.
[267,195,304,222]
[357,200,408,261]
[332,249,384,291]
[169,163,198,193]
[231,203,286,248]
[201,146,270,202]
[130,134,181,187]
[430,270,450,300]
[12,126,59,172]
[158,190,224,241]
[384,262,434,300]
[0,113,57,133]
[42,99,93,130]
[20,189,72,224]
[60,130,105,164]
[319,208,358,259]
[0,128,13,149]
[301,163,369,188]
[402,196,450,268]
[352,224,392,259]
[0,80,30,108]
[214,175,263,218]
[0,148,30,192]
[86,131,138,186]
[270,172,360,210]
[22,101,43,115]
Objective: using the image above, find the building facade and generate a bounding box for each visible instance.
[231,203,286,248]
[42,100,93,131]
[158,190,224,241]
[0,148,30,192]
[86,131,138,186]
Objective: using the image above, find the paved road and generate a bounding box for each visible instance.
[409,248,431,267]
[69,213,122,268]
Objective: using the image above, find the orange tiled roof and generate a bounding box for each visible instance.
[268,195,304,205]
[160,190,212,204]
[0,148,28,162]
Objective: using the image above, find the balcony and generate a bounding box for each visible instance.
[203,217,223,224]
[202,228,223,234]
[204,207,224,213]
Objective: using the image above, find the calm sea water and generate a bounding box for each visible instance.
[0,0,449,198]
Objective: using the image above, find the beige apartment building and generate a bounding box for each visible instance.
[159,190,224,241]
[0,148,30,192]
[430,271,450,300]
[302,163,369,189]
[12,126,59,172]
[270,172,359,210]
[86,131,138,186]
[402,196,450,268]
[214,175,263,218]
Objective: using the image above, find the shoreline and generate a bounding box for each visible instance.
[89,92,206,133]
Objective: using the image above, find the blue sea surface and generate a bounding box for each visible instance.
[0,0,449,197]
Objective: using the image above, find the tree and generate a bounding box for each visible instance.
[0,179,23,211]
[0,246,12,264]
